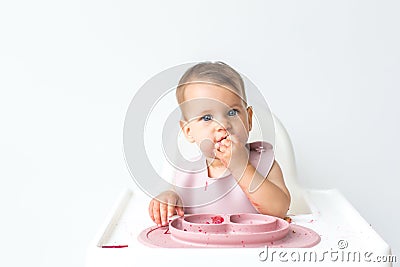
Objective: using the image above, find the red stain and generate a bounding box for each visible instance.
[211,216,224,224]
[102,245,128,248]
[204,181,208,191]
[308,219,314,223]
[283,216,292,223]
[199,229,202,232]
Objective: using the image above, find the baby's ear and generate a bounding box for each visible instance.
[180,120,195,143]
[247,106,253,132]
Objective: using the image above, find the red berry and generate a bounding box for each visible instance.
[211,216,224,224]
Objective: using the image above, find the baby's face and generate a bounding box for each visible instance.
[179,83,252,158]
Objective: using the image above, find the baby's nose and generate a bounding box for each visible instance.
[215,118,231,131]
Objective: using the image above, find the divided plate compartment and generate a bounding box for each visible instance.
[169,213,289,246]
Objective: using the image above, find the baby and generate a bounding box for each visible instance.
[149,62,290,226]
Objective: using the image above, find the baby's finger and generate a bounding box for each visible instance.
[159,202,168,226]
[167,202,176,218]
[214,149,224,160]
[152,202,161,226]
[218,144,227,153]
[176,197,184,216]
[221,138,231,147]
[148,200,155,222]
[176,206,184,217]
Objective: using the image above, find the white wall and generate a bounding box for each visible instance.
[0,1,399,266]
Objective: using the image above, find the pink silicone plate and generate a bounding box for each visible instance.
[138,213,320,248]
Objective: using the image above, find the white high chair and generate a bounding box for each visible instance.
[270,114,311,215]
[85,112,393,267]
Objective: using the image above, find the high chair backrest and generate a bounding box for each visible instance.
[271,114,311,215]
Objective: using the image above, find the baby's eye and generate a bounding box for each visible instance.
[227,109,238,116]
[201,114,213,121]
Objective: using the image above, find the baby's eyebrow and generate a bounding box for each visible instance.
[229,103,245,109]
[198,109,213,114]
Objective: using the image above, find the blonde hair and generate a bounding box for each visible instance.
[176,61,247,105]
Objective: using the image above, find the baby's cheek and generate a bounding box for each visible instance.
[231,124,249,143]
[236,132,249,144]
[199,139,215,158]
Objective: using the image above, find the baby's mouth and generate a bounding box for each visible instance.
[216,134,228,144]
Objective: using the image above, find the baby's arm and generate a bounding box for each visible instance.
[234,161,290,218]
[215,137,290,218]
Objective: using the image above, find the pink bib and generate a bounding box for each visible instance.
[174,141,274,214]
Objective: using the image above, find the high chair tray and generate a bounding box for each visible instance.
[85,188,392,267]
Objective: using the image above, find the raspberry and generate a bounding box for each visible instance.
[211,216,224,224]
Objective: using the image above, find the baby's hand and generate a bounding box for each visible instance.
[214,135,249,177]
[148,190,184,226]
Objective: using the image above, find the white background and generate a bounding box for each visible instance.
[0,1,399,266]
